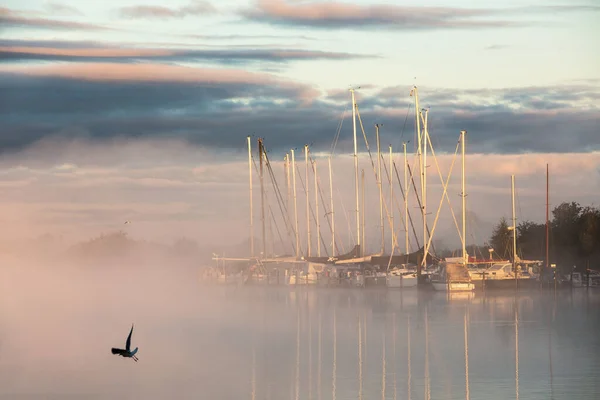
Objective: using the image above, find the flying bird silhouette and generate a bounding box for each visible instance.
[111,324,139,362]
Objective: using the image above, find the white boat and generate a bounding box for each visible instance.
[430,261,475,292]
[386,268,418,288]
[287,262,323,285]
[572,270,600,288]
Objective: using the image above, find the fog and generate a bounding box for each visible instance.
[0,138,599,398]
[0,253,262,398]
[0,137,598,252]
[3,256,600,398]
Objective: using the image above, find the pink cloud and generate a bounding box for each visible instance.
[0,46,173,58]
[0,5,110,30]
[243,0,517,29]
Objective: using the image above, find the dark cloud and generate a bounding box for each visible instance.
[0,67,599,156]
[0,6,110,31]
[241,1,599,30]
[118,1,216,19]
[0,39,106,49]
[0,43,372,65]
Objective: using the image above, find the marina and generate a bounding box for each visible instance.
[205,87,597,293]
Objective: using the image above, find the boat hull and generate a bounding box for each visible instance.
[386,274,418,288]
[431,281,475,292]
[483,278,539,290]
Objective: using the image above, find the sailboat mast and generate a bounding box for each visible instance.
[291,149,300,258]
[411,86,423,274]
[361,169,366,256]
[247,136,254,258]
[376,124,384,254]
[546,163,549,270]
[258,138,266,259]
[389,145,394,255]
[403,142,409,256]
[285,153,290,221]
[350,89,361,256]
[422,109,429,268]
[328,155,336,257]
[461,130,467,264]
[511,175,517,274]
[305,144,311,257]
[314,159,321,257]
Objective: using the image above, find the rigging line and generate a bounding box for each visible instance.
[422,137,461,261]
[407,162,434,254]
[389,152,423,251]
[391,160,420,252]
[258,152,299,256]
[330,107,348,156]
[379,152,409,240]
[396,101,413,151]
[251,155,276,254]
[295,164,330,257]
[263,154,296,240]
[390,99,413,202]
[262,151,297,253]
[311,160,331,258]
[268,204,286,256]
[355,106,402,253]
[310,154,341,256]
[426,130,463,247]
[335,182,355,251]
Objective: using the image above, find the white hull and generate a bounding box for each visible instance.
[288,274,318,285]
[386,274,418,288]
[431,281,475,292]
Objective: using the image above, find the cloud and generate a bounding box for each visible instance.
[0,6,109,31]
[241,0,520,30]
[118,1,216,19]
[1,62,599,155]
[0,41,371,64]
[241,0,600,30]
[44,2,83,16]
[183,33,318,41]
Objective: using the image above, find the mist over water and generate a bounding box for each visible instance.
[1,257,599,399]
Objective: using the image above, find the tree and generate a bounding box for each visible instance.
[578,206,600,257]
[552,202,582,248]
[488,201,600,271]
[490,217,511,259]
[517,220,545,260]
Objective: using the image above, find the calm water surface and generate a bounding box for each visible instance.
[1,264,599,399]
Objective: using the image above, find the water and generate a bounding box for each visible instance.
[1,263,599,399]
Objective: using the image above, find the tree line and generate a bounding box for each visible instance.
[489,202,600,271]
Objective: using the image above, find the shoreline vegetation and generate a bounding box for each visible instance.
[488,202,599,272]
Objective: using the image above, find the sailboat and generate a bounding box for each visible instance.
[482,175,542,289]
[430,130,475,292]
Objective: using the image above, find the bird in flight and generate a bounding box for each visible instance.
[111,324,139,362]
[124,221,131,225]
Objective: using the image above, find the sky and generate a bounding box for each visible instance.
[1,0,599,252]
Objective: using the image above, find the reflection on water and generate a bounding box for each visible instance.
[1,269,600,399]
[225,288,599,400]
